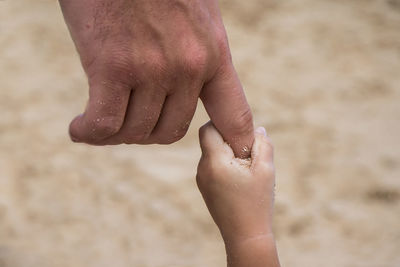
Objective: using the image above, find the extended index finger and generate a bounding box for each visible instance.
[200,63,254,159]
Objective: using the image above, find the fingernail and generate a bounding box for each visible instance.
[255,126,267,137]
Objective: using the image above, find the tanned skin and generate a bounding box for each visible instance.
[58,0,254,158]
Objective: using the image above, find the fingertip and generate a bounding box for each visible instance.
[251,126,274,164]
[199,121,233,158]
[255,126,267,137]
[198,121,213,146]
[69,114,83,143]
[254,126,273,145]
[198,121,219,151]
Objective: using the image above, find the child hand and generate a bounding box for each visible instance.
[196,122,279,267]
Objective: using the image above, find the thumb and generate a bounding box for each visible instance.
[201,64,254,159]
[199,121,234,160]
[69,77,131,144]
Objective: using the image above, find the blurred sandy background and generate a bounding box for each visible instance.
[1,0,400,266]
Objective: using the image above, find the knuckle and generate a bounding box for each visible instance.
[96,49,137,85]
[148,53,167,72]
[108,57,131,74]
[214,28,228,47]
[104,51,133,75]
[101,64,135,87]
[181,45,208,78]
[214,29,231,62]
[139,50,168,80]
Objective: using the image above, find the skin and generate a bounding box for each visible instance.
[197,122,280,267]
[58,0,254,158]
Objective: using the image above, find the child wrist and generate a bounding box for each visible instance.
[221,229,275,248]
[224,233,279,266]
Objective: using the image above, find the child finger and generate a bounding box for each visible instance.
[199,121,234,159]
[251,127,274,166]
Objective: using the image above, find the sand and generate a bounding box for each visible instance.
[1,0,399,266]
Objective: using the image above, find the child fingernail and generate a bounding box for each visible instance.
[255,126,267,137]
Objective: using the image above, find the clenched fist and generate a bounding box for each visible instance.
[59,0,254,158]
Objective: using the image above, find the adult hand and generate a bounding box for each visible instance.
[59,0,254,158]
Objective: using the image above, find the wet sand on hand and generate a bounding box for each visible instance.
[1,0,400,266]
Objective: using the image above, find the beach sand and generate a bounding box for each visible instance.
[1,0,399,266]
